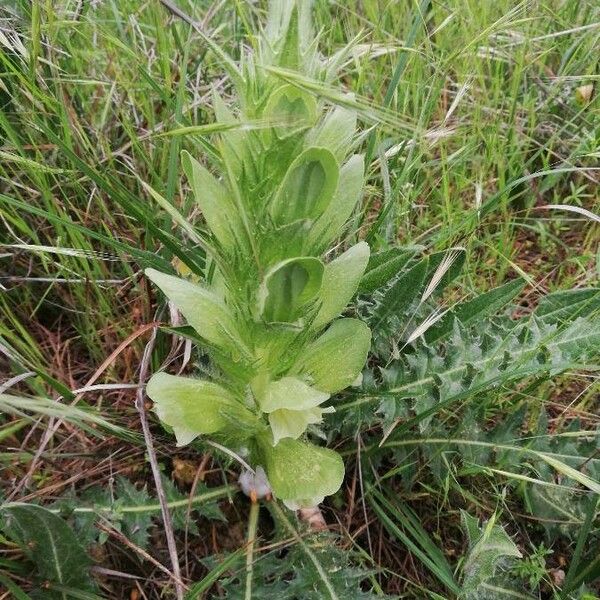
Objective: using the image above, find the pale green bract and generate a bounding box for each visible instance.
[313,241,370,330]
[144,0,370,508]
[146,373,256,446]
[258,437,345,507]
[291,318,372,393]
[258,377,333,445]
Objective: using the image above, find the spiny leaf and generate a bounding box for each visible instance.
[112,478,154,548]
[371,256,428,327]
[0,504,93,599]
[358,246,421,294]
[357,314,600,430]
[425,278,526,343]
[206,532,383,599]
[460,511,527,599]
[536,288,600,324]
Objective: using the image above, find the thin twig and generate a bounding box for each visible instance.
[184,453,212,578]
[11,321,160,499]
[135,325,185,600]
[96,520,188,590]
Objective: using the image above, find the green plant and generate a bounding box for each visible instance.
[512,542,553,590]
[143,0,600,517]
[459,511,525,599]
[144,1,371,509]
[0,0,599,597]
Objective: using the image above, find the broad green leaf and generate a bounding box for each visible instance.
[145,268,242,351]
[313,241,370,330]
[258,257,324,323]
[358,246,421,294]
[310,153,365,249]
[181,150,242,250]
[259,437,344,502]
[264,84,317,138]
[306,104,357,162]
[146,373,253,446]
[259,377,329,412]
[292,318,371,393]
[0,504,92,598]
[270,147,339,225]
[425,278,526,343]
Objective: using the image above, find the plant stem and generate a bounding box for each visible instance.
[271,501,340,600]
[244,500,260,600]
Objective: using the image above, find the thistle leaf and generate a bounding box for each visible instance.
[146,373,255,446]
[313,241,370,330]
[372,257,428,327]
[259,437,344,503]
[145,268,243,351]
[460,511,525,599]
[425,278,526,343]
[293,318,371,393]
[208,532,383,599]
[374,315,600,430]
[358,246,421,294]
[536,287,600,324]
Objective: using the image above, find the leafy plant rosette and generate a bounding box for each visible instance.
[145,3,369,510]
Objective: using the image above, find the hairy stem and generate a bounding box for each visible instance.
[244,500,260,600]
